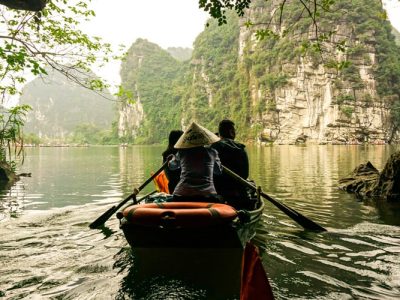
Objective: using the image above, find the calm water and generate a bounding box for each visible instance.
[1,145,400,299]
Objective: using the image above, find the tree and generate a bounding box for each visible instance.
[198,0,388,48]
[0,0,118,102]
[0,0,47,12]
[0,104,30,169]
[0,0,119,165]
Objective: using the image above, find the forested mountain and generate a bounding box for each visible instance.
[118,39,186,143]
[20,70,115,141]
[119,0,400,144]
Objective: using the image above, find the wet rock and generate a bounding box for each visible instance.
[338,161,379,198]
[371,151,400,201]
[339,151,400,201]
[295,134,308,144]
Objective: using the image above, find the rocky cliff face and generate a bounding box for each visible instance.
[235,0,400,144]
[118,39,184,143]
[247,47,395,144]
[117,91,144,139]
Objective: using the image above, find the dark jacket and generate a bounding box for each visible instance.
[212,139,249,177]
[211,139,249,204]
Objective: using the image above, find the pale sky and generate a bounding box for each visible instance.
[384,0,400,31]
[83,0,209,49]
[80,0,209,89]
[81,0,400,90]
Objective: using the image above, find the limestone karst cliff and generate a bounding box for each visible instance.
[119,0,400,145]
[118,39,186,144]
[236,0,400,144]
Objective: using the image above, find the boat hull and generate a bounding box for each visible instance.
[118,199,265,299]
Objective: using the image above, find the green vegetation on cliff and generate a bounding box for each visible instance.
[120,39,185,144]
[184,13,245,135]
[119,0,400,144]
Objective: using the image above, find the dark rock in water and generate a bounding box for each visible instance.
[17,172,32,177]
[338,161,380,198]
[371,151,400,201]
[339,151,400,201]
[0,162,31,186]
[295,134,308,144]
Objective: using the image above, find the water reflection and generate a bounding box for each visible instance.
[116,247,240,300]
[248,144,400,228]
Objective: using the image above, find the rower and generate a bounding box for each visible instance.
[211,119,252,209]
[168,122,222,202]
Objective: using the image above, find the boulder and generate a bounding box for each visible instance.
[338,161,379,198]
[339,151,400,201]
[371,151,400,201]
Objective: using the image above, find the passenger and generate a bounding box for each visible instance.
[169,122,222,202]
[162,130,184,193]
[211,119,251,209]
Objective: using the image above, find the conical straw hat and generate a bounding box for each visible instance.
[174,122,220,149]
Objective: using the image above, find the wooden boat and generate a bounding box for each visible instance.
[116,194,266,298]
[117,195,264,249]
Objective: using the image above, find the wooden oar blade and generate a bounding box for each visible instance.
[89,205,116,229]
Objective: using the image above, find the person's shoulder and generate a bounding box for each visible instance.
[224,139,246,150]
[232,140,246,149]
[211,139,246,151]
[210,140,223,149]
[205,146,219,155]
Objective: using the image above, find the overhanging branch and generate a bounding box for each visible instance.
[0,0,47,12]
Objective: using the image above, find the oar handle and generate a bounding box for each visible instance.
[116,190,157,219]
[113,159,170,212]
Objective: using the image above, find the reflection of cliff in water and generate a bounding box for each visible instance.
[114,247,241,300]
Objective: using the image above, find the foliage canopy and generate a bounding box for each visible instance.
[0,0,117,103]
[0,0,121,163]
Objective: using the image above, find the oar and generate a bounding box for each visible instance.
[89,160,169,229]
[222,166,327,232]
[115,190,157,220]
